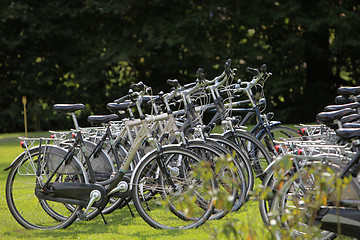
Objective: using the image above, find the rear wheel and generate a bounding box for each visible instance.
[6,146,86,230]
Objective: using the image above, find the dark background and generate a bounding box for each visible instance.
[1,0,359,132]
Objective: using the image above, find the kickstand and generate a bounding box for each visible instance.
[98,208,108,225]
[127,203,135,217]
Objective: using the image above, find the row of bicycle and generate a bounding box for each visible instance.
[258,86,360,239]
[6,59,299,230]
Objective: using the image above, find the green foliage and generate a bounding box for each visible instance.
[261,155,354,239]
[1,0,360,132]
[185,154,262,239]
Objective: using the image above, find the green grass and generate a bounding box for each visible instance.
[0,132,271,240]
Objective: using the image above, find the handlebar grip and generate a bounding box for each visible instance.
[166,79,179,87]
[225,59,232,74]
[260,64,267,73]
[226,59,231,67]
[130,82,145,91]
[196,68,204,80]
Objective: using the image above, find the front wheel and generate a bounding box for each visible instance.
[223,130,272,181]
[131,146,215,229]
[268,163,338,239]
[257,125,299,157]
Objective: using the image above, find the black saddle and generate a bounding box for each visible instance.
[316,108,355,124]
[53,104,85,114]
[143,95,163,105]
[324,102,360,112]
[335,95,360,104]
[341,114,360,124]
[87,114,119,125]
[107,101,135,113]
[343,122,360,128]
[337,86,360,96]
[336,128,360,140]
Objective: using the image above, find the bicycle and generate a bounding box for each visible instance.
[5,102,218,230]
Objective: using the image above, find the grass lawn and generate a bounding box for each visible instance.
[0,132,272,239]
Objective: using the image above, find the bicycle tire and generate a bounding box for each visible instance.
[131,145,215,229]
[6,145,86,230]
[223,129,272,181]
[269,162,338,239]
[258,168,275,225]
[184,139,246,220]
[209,134,254,209]
[257,125,299,157]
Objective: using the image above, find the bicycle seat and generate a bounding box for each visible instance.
[341,114,360,124]
[87,114,119,125]
[335,95,360,104]
[324,102,360,112]
[336,128,360,140]
[337,86,360,96]
[107,101,135,112]
[316,108,355,123]
[53,104,85,114]
[343,122,360,128]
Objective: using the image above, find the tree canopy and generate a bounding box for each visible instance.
[1,0,359,132]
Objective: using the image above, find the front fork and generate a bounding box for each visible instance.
[148,137,178,190]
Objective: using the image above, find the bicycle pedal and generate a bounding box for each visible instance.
[76,210,86,220]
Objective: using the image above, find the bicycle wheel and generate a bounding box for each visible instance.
[269,163,337,239]
[6,145,87,230]
[209,134,254,209]
[184,139,246,220]
[257,125,299,157]
[223,129,272,181]
[258,169,276,225]
[131,145,215,229]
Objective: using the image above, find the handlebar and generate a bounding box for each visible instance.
[166,79,179,87]
[246,67,260,75]
[246,64,267,75]
[260,64,267,73]
[130,81,145,91]
[184,82,197,89]
[114,81,152,104]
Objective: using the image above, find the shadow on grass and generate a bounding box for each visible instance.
[2,206,192,240]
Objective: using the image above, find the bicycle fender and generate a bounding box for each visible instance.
[254,121,281,139]
[257,159,278,178]
[3,150,31,171]
[129,144,183,191]
[3,145,89,183]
